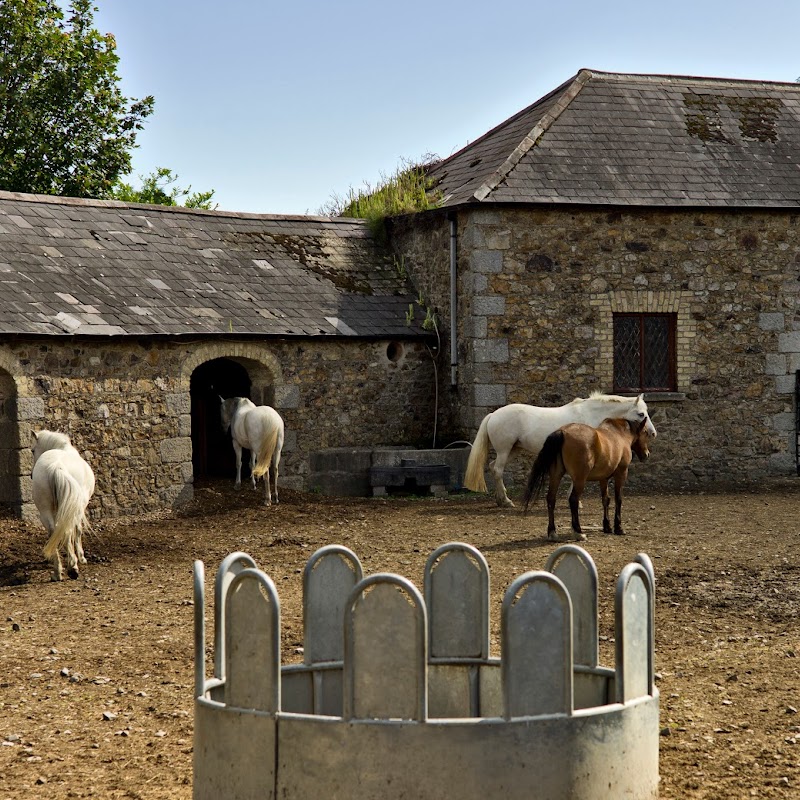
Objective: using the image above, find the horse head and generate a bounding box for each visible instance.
[31,429,71,464]
[219,396,236,432]
[630,416,651,461]
[626,393,657,440]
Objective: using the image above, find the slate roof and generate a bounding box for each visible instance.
[0,192,425,338]
[427,69,800,208]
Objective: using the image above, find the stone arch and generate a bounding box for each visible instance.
[181,344,285,480]
[180,343,284,390]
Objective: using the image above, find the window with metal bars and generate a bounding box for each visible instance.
[613,313,676,392]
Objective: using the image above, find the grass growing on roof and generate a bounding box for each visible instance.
[323,156,443,241]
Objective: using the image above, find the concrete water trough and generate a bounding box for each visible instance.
[369,458,451,497]
[308,445,470,497]
[192,543,659,799]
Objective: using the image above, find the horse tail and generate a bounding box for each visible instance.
[464,414,492,493]
[522,430,565,513]
[41,464,90,561]
[252,425,280,479]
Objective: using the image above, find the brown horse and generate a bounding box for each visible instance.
[521,417,651,541]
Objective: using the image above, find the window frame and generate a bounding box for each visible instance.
[612,312,677,393]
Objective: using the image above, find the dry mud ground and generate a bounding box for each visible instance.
[1,480,800,799]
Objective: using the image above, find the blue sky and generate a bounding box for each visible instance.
[93,0,800,215]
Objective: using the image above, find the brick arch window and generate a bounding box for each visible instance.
[613,313,677,392]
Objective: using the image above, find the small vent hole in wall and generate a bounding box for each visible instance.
[386,341,404,363]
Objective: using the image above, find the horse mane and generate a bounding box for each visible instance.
[569,391,632,405]
[587,391,632,403]
[36,430,71,450]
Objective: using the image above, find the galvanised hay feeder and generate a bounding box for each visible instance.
[192,542,659,799]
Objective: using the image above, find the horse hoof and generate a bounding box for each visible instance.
[51,574,63,582]
[614,528,625,536]
[67,567,79,580]
[576,533,587,542]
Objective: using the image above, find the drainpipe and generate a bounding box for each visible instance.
[449,214,458,388]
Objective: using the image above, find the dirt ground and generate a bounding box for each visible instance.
[1,479,800,799]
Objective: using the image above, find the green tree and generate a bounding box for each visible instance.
[111,167,217,210]
[0,0,154,197]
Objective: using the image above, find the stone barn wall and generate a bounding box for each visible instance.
[391,206,800,491]
[0,337,436,520]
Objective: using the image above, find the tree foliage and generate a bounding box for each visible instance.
[0,0,154,197]
[111,167,217,210]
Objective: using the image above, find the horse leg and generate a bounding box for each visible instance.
[613,472,627,535]
[563,477,583,509]
[250,450,258,491]
[271,456,280,505]
[489,450,515,508]
[47,534,64,582]
[65,529,80,580]
[75,515,87,565]
[233,442,243,489]
[76,530,87,565]
[263,466,271,506]
[40,513,64,581]
[50,551,64,581]
[568,480,587,541]
[545,469,563,540]
[600,479,612,534]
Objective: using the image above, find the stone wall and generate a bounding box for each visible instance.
[391,206,800,491]
[0,337,436,519]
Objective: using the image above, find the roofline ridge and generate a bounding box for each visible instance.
[472,69,593,202]
[0,188,364,225]
[429,69,587,173]
[582,67,800,89]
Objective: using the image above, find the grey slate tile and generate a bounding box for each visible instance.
[427,68,800,209]
[0,193,429,340]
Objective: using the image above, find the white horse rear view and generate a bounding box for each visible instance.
[31,430,95,581]
[220,397,285,506]
[464,392,657,508]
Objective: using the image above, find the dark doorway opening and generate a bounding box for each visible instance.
[0,368,20,514]
[191,359,251,479]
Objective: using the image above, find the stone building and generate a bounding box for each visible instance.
[389,69,800,490]
[5,68,800,519]
[0,194,435,519]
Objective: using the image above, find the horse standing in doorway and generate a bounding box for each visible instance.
[464,392,657,508]
[31,430,95,581]
[220,397,284,506]
[521,417,651,541]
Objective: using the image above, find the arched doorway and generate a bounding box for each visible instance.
[190,359,251,479]
[0,369,20,513]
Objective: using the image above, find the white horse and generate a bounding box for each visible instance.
[464,392,657,508]
[220,396,284,506]
[31,430,95,581]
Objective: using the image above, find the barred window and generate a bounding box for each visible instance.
[613,313,676,392]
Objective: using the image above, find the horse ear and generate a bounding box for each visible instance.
[636,393,644,403]
[219,395,225,403]
[31,430,39,441]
